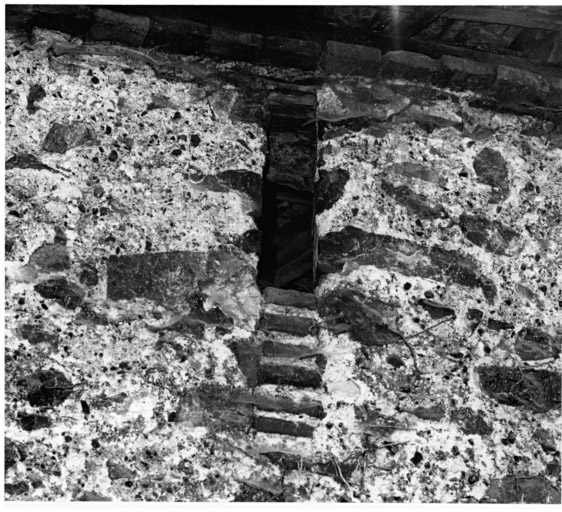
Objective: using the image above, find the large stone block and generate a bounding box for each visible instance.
[437,55,496,91]
[319,40,381,77]
[262,36,322,70]
[89,8,150,46]
[515,328,561,361]
[145,16,209,55]
[208,26,263,62]
[494,65,550,105]
[382,50,438,82]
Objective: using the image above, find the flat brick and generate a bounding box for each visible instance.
[382,50,438,81]
[258,357,322,388]
[262,36,322,70]
[263,287,317,310]
[209,26,263,62]
[320,40,381,77]
[259,312,316,336]
[89,8,150,46]
[494,65,550,105]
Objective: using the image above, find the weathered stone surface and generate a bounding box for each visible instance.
[228,337,263,388]
[315,168,350,214]
[263,287,316,310]
[382,50,438,81]
[107,461,137,481]
[437,55,496,91]
[472,148,510,203]
[258,357,322,388]
[478,366,561,412]
[19,412,53,431]
[484,476,561,504]
[20,368,73,407]
[451,407,493,436]
[459,214,518,255]
[418,298,456,319]
[43,121,96,153]
[76,491,113,502]
[381,180,448,220]
[145,16,209,55]
[262,36,322,70]
[494,65,551,105]
[209,26,263,62]
[107,251,204,310]
[390,162,440,184]
[318,227,496,301]
[254,415,315,438]
[34,278,85,309]
[28,242,71,272]
[5,438,27,471]
[515,328,561,361]
[259,312,316,336]
[319,40,381,77]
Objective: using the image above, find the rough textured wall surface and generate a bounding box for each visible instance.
[315,77,561,502]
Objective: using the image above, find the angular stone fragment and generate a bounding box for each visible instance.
[230,80,270,128]
[533,427,557,453]
[315,168,350,214]
[459,214,518,255]
[27,83,46,114]
[34,278,85,309]
[487,318,514,331]
[484,476,561,504]
[515,328,561,361]
[43,121,96,153]
[382,50,438,81]
[19,412,52,431]
[20,323,58,345]
[5,438,27,470]
[494,65,550,105]
[107,461,137,481]
[262,36,322,70]
[318,227,496,302]
[28,242,70,272]
[259,313,316,336]
[478,366,561,412]
[472,148,510,203]
[207,170,262,216]
[319,40,381,77]
[76,491,112,502]
[381,180,448,220]
[264,452,355,479]
[437,55,496,91]
[209,26,263,62]
[395,104,463,131]
[233,229,262,255]
[6,153,53,171]
[5,481,30,496]
[79,263,99,287]
[258,357,322,388]
[20,368,73,407]
[228,336,263,388]
[406,404,446,421]
[418,298,456,319]
[254,415,315,438]
[451,407,493,436]
[391,162,440,184]
[263,287,316,310]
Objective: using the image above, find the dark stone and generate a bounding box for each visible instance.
[20,368,73,407]
[315,168,350,214]
[76,491,112,502]
[451,407,493,436]
[6,153,53,171]
[262,36,322,70]
[5,439,27,471]
[107,461,137,480]
[229,80,270,128]
[259,312,316,337]
[386,354,405,368]
[76,303,109,326]
[228,336,263,387]
[478,366,561,412]
[263,287,316,310]
[264,452,355,480]
[320,40,381,77]
[146,16,209,55]
[43,121,96,153]
[6,238,15,254]
[418,298,456,319]
[254,415,315,438]
[20,324,58,345]
[208,26,263,62]
[382,51,438,81]
[484,476,560,504]
[391,162,440,184]
[437,56,496,91]
[232,229,262,255]
[79,263,99,287]
[467,309,484,323]
[34,278,85,309]
[487,318,515,331]
[5,481,30,496]
[406,404,445,421]
[28,242,71,272]
[215,170,262,215]
[515,327,561,361]
[472,148,510,203]
[234,389,326,419]
[19,412,52,431]
[89,8,150,46]
[494,66,550,106]
[459,214,518,255]
[411,451,424,465]
[533,428,557,452]
[107,251,204,311]
[382,180,447,220]
[27,83,46,113]
[258,358,322,388]
[395,104,462,131]
[318,227,496,302]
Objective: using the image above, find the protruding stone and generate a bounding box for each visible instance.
[478,366,561,412]
[20,323,58,345]
[451,407,493,436]
[76,491,112,502]
[6,153,53,171]
[5,439,27,470]
[472,148,510,203]
[459,214,518,255]
[494,65,550,105]
[43,121,96,153]
[533,427,557,452]
[487,318,515,331]
[404,404,446,421]
[382,50,438,81]
[515,328,561,361]
[315,168,350,214]
[34,278,85,309]
[484,476,561,504]
[319,41,381,77]
[234,388,325,419]
[264,452,355,479]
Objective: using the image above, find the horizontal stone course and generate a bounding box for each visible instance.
[319,40,381,77]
